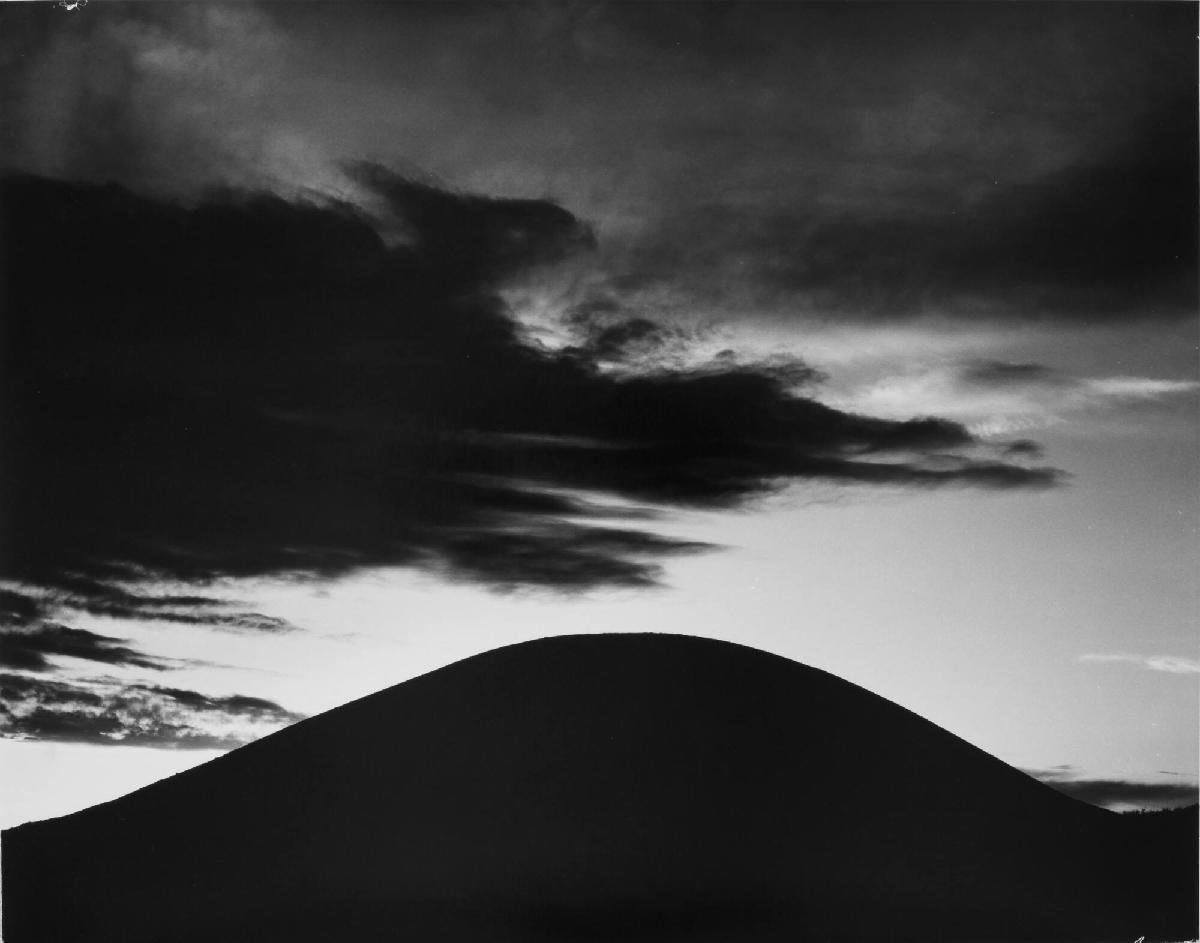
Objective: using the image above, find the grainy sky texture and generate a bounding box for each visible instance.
[0,1,1196,824]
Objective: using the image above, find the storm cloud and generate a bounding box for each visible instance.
[9,1,1191,329]
[595,115,1196,324]
[1,170,1058,612]
[607,3,1196,324]
[307,1,1193,328]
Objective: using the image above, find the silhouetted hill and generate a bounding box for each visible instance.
[3,634,1196,941]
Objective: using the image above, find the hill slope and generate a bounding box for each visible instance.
[3,633,1196,941]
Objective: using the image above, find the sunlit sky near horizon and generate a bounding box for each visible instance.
[0,0,1196,828]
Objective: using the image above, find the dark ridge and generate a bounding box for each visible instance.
[3,633,1196,942]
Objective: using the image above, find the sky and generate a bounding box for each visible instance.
[0,0,1196,827]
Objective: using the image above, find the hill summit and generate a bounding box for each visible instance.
[3,633,1195,941]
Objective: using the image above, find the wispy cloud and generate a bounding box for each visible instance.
[0,673,304,749]
[832,359,1198,438]
[1079,653,1200,675]
[0,622,170,674]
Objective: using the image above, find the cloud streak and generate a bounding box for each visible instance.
[1024,767,1199,810]
[0,673,304,749]
[0,621,168,674]
[1079,654,1200,676]
[832,359,1198,438]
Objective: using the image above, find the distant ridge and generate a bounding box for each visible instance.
[3,633,1196,942]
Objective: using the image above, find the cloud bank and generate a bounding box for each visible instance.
[384,2,1194,328]
[2,170,1059,615]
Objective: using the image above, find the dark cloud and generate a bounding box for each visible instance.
[959,361,1064,390]
[548,4,1197,326]
[18,579,295,635]
[999,440,1044,461]
[1024,768,1199,811]
[433,523,711,592]
[1,170,1058,611]
[568,313,670,366]
[0,581,295,665]
[0,622,168,673]
[0,589,40,627]
[5,1,1191,332]
[0,673,304,749]
[837,116,1193,319]
[605,111,1196,323]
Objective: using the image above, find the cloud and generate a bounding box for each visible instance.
[1024,767,1199,810]
[8,1,1191,332]
[431,522,712,593]
[554,301,826,389]
[1,3,322,196]
[0,622,168,673]
[828,118,1195,320]
[1,170,1060,608]
[29,580,294,634]
[999,440,1044,460]
[0,581,296,661]
[1079,654,1200,675]
[1053,780,1198,810]
[958,361,1065,389]
[0,673,304,749]
[564,85,1196,329]
[541,5,1194,329]
[1083,377,1200,400]
[833,359,1198,438]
